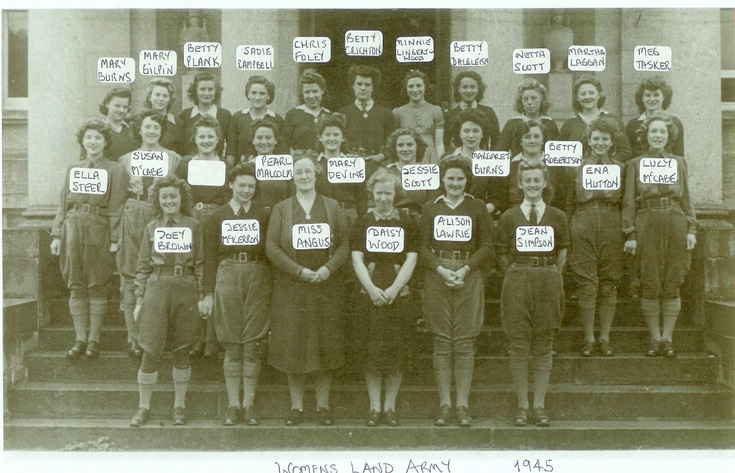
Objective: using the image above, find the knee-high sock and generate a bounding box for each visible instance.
[641,298,661,341]
[287,373,305,411]
[383,371,403,412]
[531,353,553,409]
[69,298,89,342]
[578,304,596,343]
[223,358,241,408]
[137,370,158,410]
[597,299,617,342]
[88,299,107,343]
[315,370,332,409]
[172,367,191,409]
[433,339,452,407]
[453,339,475,409]
[364,369,382,412]
[661,298,681,342]
[241,361,260,408]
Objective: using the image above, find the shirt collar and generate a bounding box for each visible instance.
[162,213,183,225]
[243,107,276,119]
[370,207,400,221]
[459,101,478,110]
[434,193,473,209]
[520,198,546,220]
[191,104,218,119]
[355,99,374,112]
[228,199,251,215]
[511,115,554,122]
[577,109,605,125]
[166,112,176,124]
[296,104,329,117]
[637,112,648,121]
[316,152,345,162]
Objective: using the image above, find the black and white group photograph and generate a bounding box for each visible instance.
[2,1,735,470]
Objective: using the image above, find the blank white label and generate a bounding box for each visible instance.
[512,48,550,74]
[129,151,169,178]
[472,151,510,177]
[327,157,365,183]
[154,227,193,253]
[292,223,330,250]
[544,141,583,167]
[450,41,488,67]
[187,160,226,187]
[69,168,108,194]
[433,215,472,242]
[345,30,383,56]
[293,37,331,63]
[582,164,621,190]
[567,46,606,71]
[634,46,672,72]
[221,219,260,246]
[97,58,134,83]
[184,42,221,68]
[139,50,177,76]
[639,158,678,184]
[516,226,555,252]
[236,45,274,70]
[401,164,439,190]
[396,36,434,63]
[255,155,293,181]
[366,226,404,253]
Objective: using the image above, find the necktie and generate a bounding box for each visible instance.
[164,219,175,265]
[237,207,246,219]
[529,203,538,225]
[361,106,368,118]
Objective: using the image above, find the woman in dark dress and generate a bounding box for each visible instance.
[282,69,330,157]
[625,76,684,158]
[351,168,419,427]
[497,78,559,157]
[244,119,292,210]
[178,72,232,157]
[443,71,500,152]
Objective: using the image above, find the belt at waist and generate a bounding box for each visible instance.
[153,265,195,276]
[432,249,470,261]
[127,193,149,202]
[397,206,421,215]
[226,252,264,263]
[69,203,102,215]
[513,255,557,267]
[639,197,679,210]
[195,202,218,210]
[577,200,620,211]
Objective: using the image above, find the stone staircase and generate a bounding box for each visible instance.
[4,285,735,450]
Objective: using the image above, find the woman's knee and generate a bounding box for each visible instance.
[172,349,191,370]
[140,351,162,373]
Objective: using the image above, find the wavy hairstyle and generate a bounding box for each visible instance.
[149,175,194,217]
[250,119,280,144]
[513,78,550,115]
[402,70,431,100]
[517,159,554,203]
[76,118,113,158]
[587,117,620,156]
[452,71,486,103]
[383,127,427,164]
[512,119,546,155]
[133,109,168,144]
[634,76,674,113]
[367,166,401,194]
[188,115,222,144]
[297,69,327,104]
[186,72,223,106]
[635,112,680,152]
[439,155,473,191]
[572,75,606,112]
[454,108,491,150]
[316,112,347,153]
[144,78,176,112]
[99,87,131,116]
[246,75,276,105]
[348,65,381,87]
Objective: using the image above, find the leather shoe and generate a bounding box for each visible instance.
[434,404,451,427]
[456,406,472,427]
[317,407,334,426]
[128,342,143,359]
[285,409,303,426]
[581,340,594,357]
[242,405,259,426]
[533,407,551,427]
[366,409,380,427]
[598,340,614,357]
[189,341,205,358]
[383,409,399,427]
[660,340,676,357]
[85,340,100,359]
[172,406,186,426]
[513,407,529,427]
[646,339,661,357]
[130,407,150,427]
[66,340,86,359]
[223,406,240,426]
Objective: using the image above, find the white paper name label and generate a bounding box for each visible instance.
[236,45,274,70]
[255,155,293,180]
[634,46,671,72]
[130,151,169,178]
[293,37,331,63]
[516,226,555,252]
[97,58,135,83]
[366,226,404,253]
[639,158,678,184]
[155,227,193,253]
[433,215,472,242]
[544,141,583,167]
[184,42,221,68]
[513,48,550,74]
[568,46,606,71]
[139,50,177,76]
[69,168,108,194]
[221,220,260,246]
[583,164,621,190]
[450,41,488,67]
[396,36,434,63]
[327,157,365,183]
[187,160,226,187]
[472,151,510,177]
[292,223,330,250]
[401,164,439,190]
[345,30,383,57]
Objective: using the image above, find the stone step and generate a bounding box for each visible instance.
[38,324,706,355]
[9,381,732,421]
[25,351,719,386]
[4,418,735,450]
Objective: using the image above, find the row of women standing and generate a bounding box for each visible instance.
[51,68,695,429]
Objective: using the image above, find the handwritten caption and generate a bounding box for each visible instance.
[401,164,439,190]
[345,30,383,57]
[256,155,293,180]
[327,157,365,183]
[582,164,621,190]
[396,36,434,63]
[513,48,550,74]
[634,46,672,72]
[544,141,583,167]
[273,458,451,473]
[154,227,192,253]
[567,46,606,71]
[450,41,488,67]
[514,459,554,472]
[516,226,555,252]
[434,215,472,242]
[472,151,510,176]
[97,58,134,83]
[69,168,108,194]
[366,226,404,253]
[139,50,176,76]
[639,157,678,184]
[292,223,330,250]
[236,45,274,71]
[187,160,226,187]
[129,151,169,177]
[293,37,331,63]
[221,219,260,246]
[184,42,221,68]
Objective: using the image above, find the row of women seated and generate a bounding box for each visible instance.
[51,72,695,430]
